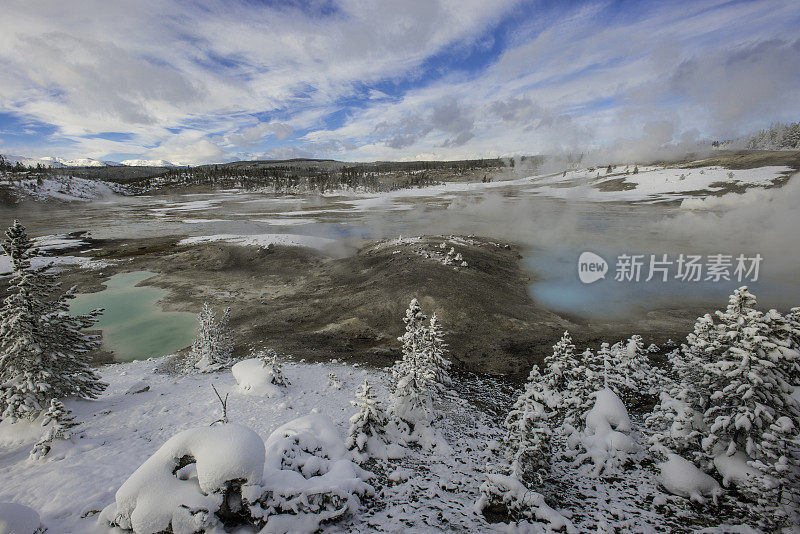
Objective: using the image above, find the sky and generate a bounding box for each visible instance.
[0,0,798,165]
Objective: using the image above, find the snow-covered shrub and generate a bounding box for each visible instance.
[0,502,46,533]
[191,302,233,372]
[249,414,373,533]
[328,372,342,390]
[0,220,106,421]
[231,356,287,397]
[29,398,79,460]
[565,389,638,477]
[475,473,573,531]
[100,423,266,534]
[346,380,402,463]
[258,349,289,387]
[657,453,722,505]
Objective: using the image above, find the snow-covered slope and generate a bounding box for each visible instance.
[0,175,130,203]
[2,154,176,168]
[119,159,176,167]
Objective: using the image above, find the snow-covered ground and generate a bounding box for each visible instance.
[177,233,337,251]
[1,175,129,202]
[528,165,793,203]
[0,352,770,533]
[0,234,110,275]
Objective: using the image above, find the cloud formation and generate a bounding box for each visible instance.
[0,0,798,164]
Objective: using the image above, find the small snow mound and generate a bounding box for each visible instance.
[102,423,265,533]
[714,451,771,489]
[232,358,284,397]
[0,502,44,534]
[586,388,632,433]
[254,414,373,533]
[475,473,573,532]
[567,389,636,476]
[658,453,722,504]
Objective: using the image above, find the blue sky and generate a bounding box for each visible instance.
[0,0,798,164]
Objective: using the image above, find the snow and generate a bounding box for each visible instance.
[231,358,283,397]
[566,389,637,476]
[713,451,764,489]
[101,423,265,533]
[0,254,109,276]
[657,453,722,504]
[528,165,794,203]
[0,175,128,202]
[0,502,43,534]
[177,233,336,251]
[585,389,631,433]
[120,159,177,167]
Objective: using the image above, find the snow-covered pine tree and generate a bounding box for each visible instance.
[543,331,579,391]
[389,299,436,433]
[423,313,451,391]
[0,221,106,421]
[191,302,233,372]
[764,308,800,386]
[701,287,800,496]
[541,331,584,424]
[615,334,664,404]
[258,349,289,387]
[647,313,728,466]
[29,398,79,460]
[561,347,607,420]
[493,364,554,487]
[346,380,389,460]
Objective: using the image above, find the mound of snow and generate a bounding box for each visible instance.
[658,453,722,504]
[475,473,573,531]
[252,414,373,533]
[101,423,265,533]
[586,388,631,432]
[232,358,284,397]
[0,502,45,533]
[714,451,772,489]
[566,389,636,476]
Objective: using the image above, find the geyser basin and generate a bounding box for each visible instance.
[69,271,196,361]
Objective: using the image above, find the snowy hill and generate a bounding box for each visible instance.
[119,159,177,167]
[0,174,130,203]
[1,154,177,168]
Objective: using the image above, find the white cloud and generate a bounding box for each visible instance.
[0,0,798,163]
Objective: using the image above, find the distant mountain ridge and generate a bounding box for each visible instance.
[0,154,179,168]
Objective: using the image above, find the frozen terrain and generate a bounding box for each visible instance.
[0,352,773,533]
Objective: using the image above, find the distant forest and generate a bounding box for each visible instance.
[0,157,517,193]
[744,122,800,150]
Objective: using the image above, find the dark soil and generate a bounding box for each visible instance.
[44,235,701,378]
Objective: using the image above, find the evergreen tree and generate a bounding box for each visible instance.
[700,288,800,494]
[494,365,554,487]
[615,334,664,404]
[346,380,389,459]
[29,398,79,459]
[0,221,106,421]
[389,299,435,433]
[423,313,451,391]
[191,302,233,372]
[543,331,579,392]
